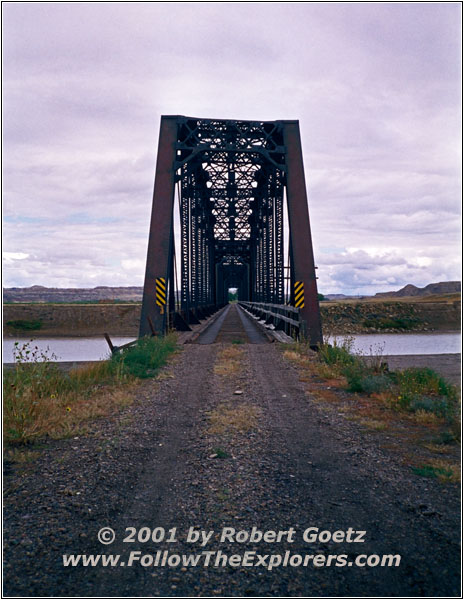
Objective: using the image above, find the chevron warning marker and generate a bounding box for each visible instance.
[155,277,167,307]
[294,281,304,308]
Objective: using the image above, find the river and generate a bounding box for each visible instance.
[328,332,461,357]
[2,332,461,363]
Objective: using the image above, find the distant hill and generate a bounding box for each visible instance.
[4,281,461,303]
[323,294,366,301]
[3,286,143,303]
[375,281,461,298]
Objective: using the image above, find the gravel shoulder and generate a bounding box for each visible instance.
[3,340,461,597]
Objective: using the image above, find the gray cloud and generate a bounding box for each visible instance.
[2,2,461,293]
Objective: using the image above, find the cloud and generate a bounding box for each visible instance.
[2,3,461,293]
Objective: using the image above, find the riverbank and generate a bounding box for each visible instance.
[321,293,460,334]
[3,294,461,337]
[3,353,460,387]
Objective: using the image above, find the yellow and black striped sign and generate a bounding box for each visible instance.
[294,281,304,308]
[155,277,166,307]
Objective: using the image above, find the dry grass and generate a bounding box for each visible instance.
[4,336,177,445]
[207,403,261,435]
[313,388,342,403]
[414,459,461,483]
[358,418,387,431]
[283,349,312,369]
[412,410,445,426]
[283,343,461,484]
[283,346,347,383]
[422,442,453,455]
[6,380,138,443]
[282,349,301,362]
[5,448,41,464]
[214,346,245,377]
[432,460,460,483]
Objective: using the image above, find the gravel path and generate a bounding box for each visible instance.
[3,338,460,597]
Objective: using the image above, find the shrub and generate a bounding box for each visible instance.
[432,431,457,445]
[345,373,393,395]
[319,338,357,367]
[393,368,457,419]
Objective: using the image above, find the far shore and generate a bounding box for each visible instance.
[4,294,461,338]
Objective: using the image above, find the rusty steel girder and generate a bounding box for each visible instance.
[139,115,322,346]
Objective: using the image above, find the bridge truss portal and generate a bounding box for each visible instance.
[139,116,323,346]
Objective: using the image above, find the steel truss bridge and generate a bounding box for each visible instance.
[139,116,323,347]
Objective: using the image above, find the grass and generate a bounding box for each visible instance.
[315,338,458,421]
[282,339,460,483]
[207,403,261,435]
[213,345,244,377]
[3,335,177,445]
[6,319,43,331]
[112,334,177,379]
[412,460,460,483]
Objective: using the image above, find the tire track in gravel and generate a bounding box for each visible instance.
[3,342,460,597]
[92,342,459,597]
[245,343,460,597]
[90,343,220,596]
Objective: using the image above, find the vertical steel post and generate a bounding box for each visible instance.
[282,120,323,347]
[139,116,178,337]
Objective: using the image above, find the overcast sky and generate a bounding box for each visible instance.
[2,2,461,295]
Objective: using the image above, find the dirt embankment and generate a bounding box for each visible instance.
[321,294,460,335]
[3,303,140,337]
[3,294,461,337]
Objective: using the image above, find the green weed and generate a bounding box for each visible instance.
[112,334,177,378]
[432,431,458,445]
[319,338,357,367]
[212,447,230,459]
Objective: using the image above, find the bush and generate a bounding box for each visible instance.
[433,431,457,445]
[345,372,393,395]
[393,368,457,419]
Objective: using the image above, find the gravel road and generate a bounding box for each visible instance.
[3,315,461,597]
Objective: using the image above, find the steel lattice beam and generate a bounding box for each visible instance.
[139,115,322,346]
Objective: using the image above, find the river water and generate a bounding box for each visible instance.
[2,337,135,363]
[2,332,461,363]
[328,332,461,356]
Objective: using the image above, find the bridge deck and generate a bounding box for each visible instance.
[195,303,268,344]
